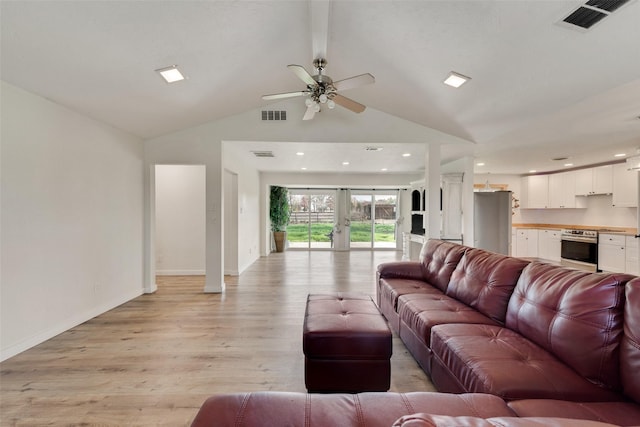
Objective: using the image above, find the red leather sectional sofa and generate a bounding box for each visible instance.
[191,239,640,426]
[376,239,640,424]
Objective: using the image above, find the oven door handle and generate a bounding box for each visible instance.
[561,236,597,243]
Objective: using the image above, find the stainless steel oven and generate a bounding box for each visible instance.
[560,229,598,272]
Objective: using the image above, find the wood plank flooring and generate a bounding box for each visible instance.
[0,251,435,426]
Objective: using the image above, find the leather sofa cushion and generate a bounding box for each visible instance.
[379,278,443,311]
[621,279,640,403]
[392,414,622,427]
[430,323,621,401]
[397,293,498,347]
[508,399,640,426]
[419,239,467,293]
[191,391,515,427]
[505,263,633,391]
[446,248,529,324]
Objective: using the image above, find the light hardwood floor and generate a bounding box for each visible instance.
[0,251,435,426]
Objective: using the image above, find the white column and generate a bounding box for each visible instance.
[143,164,158,294]
[204,147,225,293]
[425,143,441,239]
[462,156,475,247]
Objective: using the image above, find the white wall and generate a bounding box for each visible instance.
[155,165,206,275]
[519,195,637,228]
[224,146,260,275]
[1,82,144,361]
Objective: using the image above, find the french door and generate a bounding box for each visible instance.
[349,191,398,249]
[286,190,336,249]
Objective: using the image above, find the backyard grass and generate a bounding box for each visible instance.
[287,222,395,242]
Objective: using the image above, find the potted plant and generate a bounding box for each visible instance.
[270,185,290,252]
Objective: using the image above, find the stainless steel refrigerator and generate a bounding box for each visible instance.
[474,191,512,255]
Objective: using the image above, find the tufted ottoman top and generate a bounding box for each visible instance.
[303,293,392,360]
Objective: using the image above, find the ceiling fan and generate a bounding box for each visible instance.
[262,58,375,120]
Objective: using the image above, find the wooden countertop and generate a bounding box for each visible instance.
[512,223,637,235]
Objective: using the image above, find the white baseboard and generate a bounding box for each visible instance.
[1,288,142,362]
[156,269,206,276]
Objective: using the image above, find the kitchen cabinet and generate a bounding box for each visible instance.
[538,229,561,262]
[598,233,625,273]
[515,228,538,258]
[625,235,639,275]
[612,163,638,208]
[521,175,549,209]
[576,165,613,196]
[548,172,577,208]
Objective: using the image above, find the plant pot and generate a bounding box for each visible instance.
[273,231,287,253]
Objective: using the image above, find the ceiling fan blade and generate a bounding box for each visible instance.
[332,94,366,113]
[302,104,316,121]
[288,64,317,87]
[262,91,308,101]
[333,73,375,92]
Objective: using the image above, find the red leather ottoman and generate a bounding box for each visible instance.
[303,293,392,393]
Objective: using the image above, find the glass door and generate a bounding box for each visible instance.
[350,191,397,249]
[287,190,335,249]
[350,194,373,248]
[373,193,397,248]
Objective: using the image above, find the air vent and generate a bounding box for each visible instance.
[585,0,629,13]
[563,6,607,28]
[365,146,383,152]
[552,157,569,161]
[251,151,275,158]
[261,110,287,121]
[561,0,631,30]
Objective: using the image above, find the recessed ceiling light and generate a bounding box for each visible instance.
[443,71,471,88]
[296,152,304,156]
[476,162,485,166]
[381,168,388,171]
[155,65,185,83]
[342,161,350,165]
[529,169,537,173]
[301,167,307,170]
[614,153,626,157]
[564,163,574,167]
[402,153,411,157]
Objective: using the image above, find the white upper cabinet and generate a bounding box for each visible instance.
[593,165,613,194]
[548,171,576,208]
[576,165,613,196]
[612,163,638,208]
[521,175,549,209]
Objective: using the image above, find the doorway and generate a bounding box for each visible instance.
[154,165,206,276]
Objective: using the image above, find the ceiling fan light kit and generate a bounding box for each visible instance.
[262,58,374,121]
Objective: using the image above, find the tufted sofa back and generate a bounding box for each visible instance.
[621,278,640,403]
[419,239,467,293]
[446,248,530,324]
[506,262,634,392]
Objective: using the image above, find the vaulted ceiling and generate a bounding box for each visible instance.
[2,0,639,174]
